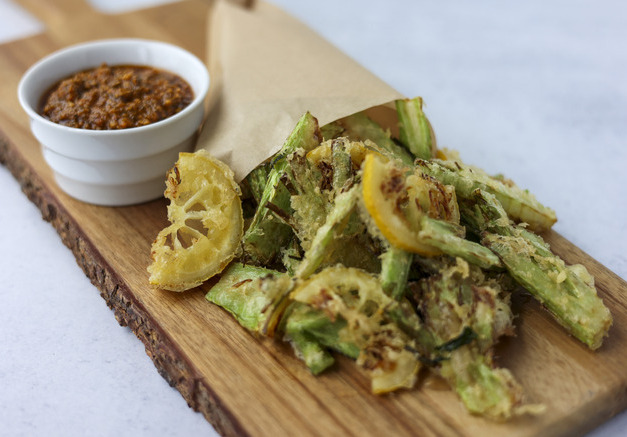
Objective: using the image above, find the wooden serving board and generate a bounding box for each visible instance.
[2,1,626,436]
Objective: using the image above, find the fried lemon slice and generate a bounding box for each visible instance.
[148,150,243,291]
[361,153,440,256]
[291,266,420,394]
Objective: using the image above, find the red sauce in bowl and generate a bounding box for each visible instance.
[39,63,194,130]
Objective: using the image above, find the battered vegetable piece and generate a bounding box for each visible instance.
[408,258,541,420]
[281,303,355,375]
[206,263,288,331]
[379,245,413,300]
[242,112,321,265]
[243,163,270,205]
[148,150,243,291]
[395,97,435,160]
[417,216,502,270]
[295,186,362,279]
[330,138,354,190]
[284,147,333,252]
[461,190,612,349]
[418,158,557,232]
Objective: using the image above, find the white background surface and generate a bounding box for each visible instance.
[1,0,626,436]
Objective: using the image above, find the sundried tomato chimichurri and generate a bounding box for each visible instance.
[40,64,193,130]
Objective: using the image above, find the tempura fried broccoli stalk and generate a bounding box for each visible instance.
[241,112,321,266]
[417,158,556,233]
[294,186,365,279]
[206,263,291,332]
[395,97,435,160]
[406,258,543,420]
[459,190,612,349]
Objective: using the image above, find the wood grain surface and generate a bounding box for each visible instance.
[1,1,626,436]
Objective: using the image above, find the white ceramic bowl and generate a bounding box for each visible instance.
[17,38,210,206]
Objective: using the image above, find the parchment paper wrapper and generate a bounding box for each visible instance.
[195,0,404,181]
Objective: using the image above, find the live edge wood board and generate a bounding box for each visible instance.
[1,1,626,436]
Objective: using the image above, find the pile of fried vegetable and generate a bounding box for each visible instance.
[148,98,612,421]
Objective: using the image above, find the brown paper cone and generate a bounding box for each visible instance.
[195,0,404,181]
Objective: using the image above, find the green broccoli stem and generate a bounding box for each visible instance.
[331,138,353,191]
[205,263,284,332]
[379,246,413,300]
[483,231,612,350]
[417,215,502,270]
[463,189,612,350]
[418,158,556,232]
[243,164,269,205]
[395,97,434,160]
[407,258,528,419]
[284,329,335,375]
[281,303,361,375]
[295,186,360,279]
[242,112,321,265]
[439,345,526,421]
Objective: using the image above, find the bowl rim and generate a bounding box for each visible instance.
[17,37,210,136]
